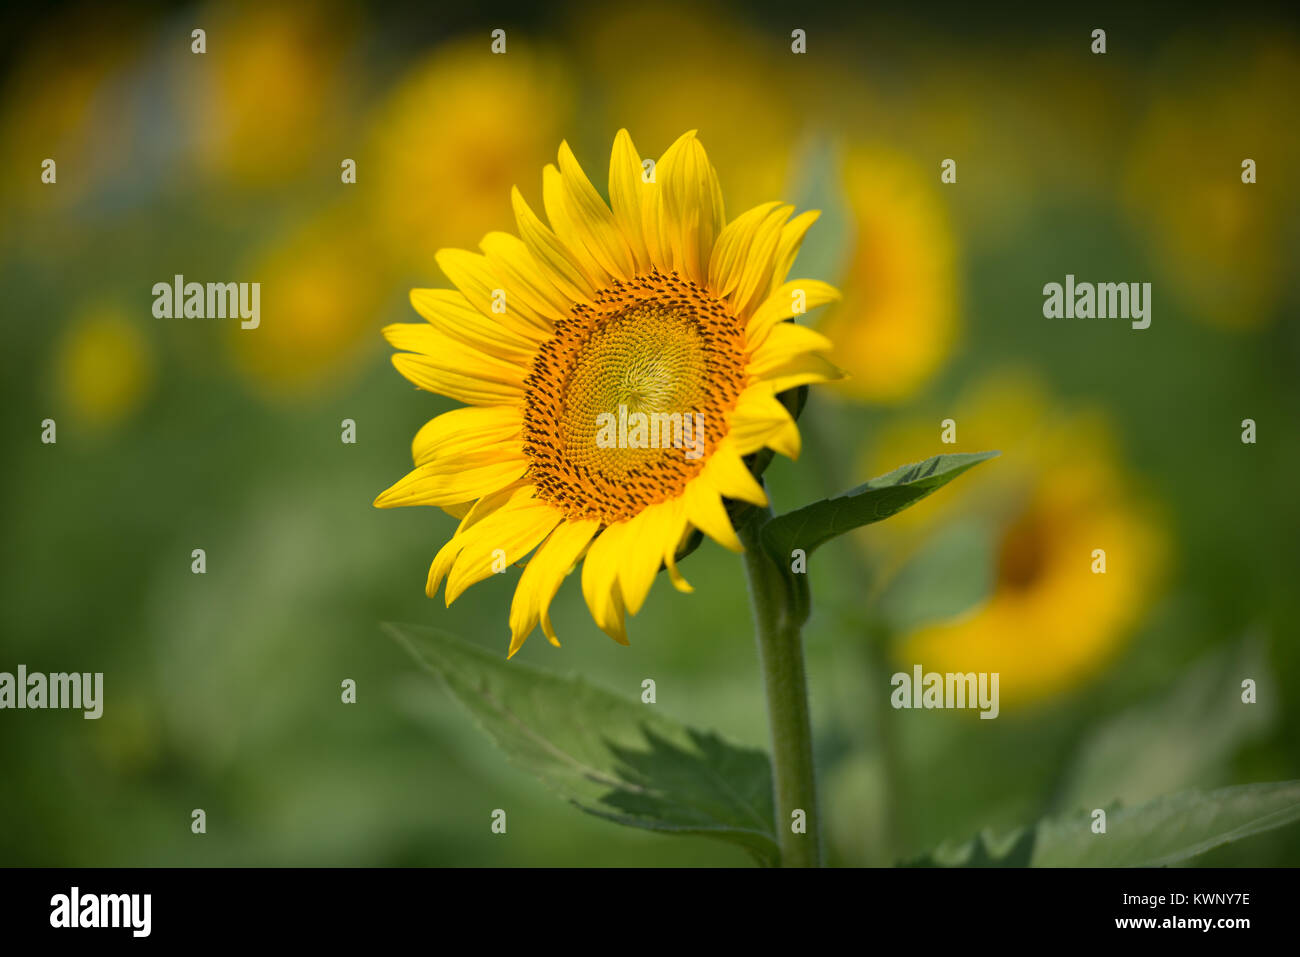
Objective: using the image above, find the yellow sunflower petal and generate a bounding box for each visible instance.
[616,502,685,617]
[581,523,631,645]
[391,352,524,406]
[411,405,522,466]
[410,287,543,358]
[434,248,517,324]
[729,386,802,459]
[640,173,670,270]
[509,516,600,656]
[683,478,742,552]
[747,322,835,377]
[768,209,821,292]
[656,130,724,285]
[608,129,652,273]
[445,497,565,605]
[555,141,635,279]
[375,458,529,509]
[542,163,615,287]
[707,201,782,298]
[478,232,571,327]
[510,185,596,304]
[747,279,842,347]
[659,498,695,594]
[730,203,793,319]
[700,442,769,506]
[754,351,846,394]
[383,323,531,384]
[426,483,538,596]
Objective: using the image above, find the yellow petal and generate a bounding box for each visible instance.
[542,164,613,287]
[747,322,835,378]
[445,498,564,605]
[508,517,600,656]
[434,248,514,324]
[683,478,742,552]
[383,323,531,381]
[556,141,635,278]
[768,210,821,292]
[730,204,793,319]
[429,484,538,597]
[659,497,695,594]
[708,202,782,299]
[375,458,529,509]
[511,186,596,305]
[753,351,846,394]
[608,129,651,272]
[580,524,631,645]
[410,287,542,359]
[411,406,522,466]
[656,131,724,284]
[641,176,669,270]
[391,353,524,406]
[729,386,802,459]
[701,443,768,506]
[747,279,841,347]
[616,503,683,617]
[478,232,571,328]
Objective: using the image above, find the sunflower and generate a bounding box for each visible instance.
[820,146,958,404]
[376,130,840,656]
[865,374,1167,708]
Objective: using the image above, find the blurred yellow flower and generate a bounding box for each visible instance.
[1124,31,1300,330]
[54,307,153,429]
[186,0,359,187]
[867,374,1166,708]
[231,204,391,397]
[818,147,959,404]
[367,39,574,265]
[0,13,142,218]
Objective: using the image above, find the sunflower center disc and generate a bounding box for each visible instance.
[522,269,746,524]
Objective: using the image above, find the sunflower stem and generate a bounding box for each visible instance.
[739,503,821,868]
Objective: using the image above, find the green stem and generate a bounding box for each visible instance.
[865,625,906,863]
[739,504,821,868]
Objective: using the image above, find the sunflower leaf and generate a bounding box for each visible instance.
[1031,781,1300,867]
[759,451,999,623]
[903,827,1036,867]
[386,623,780,865]
[907,781,1300,867]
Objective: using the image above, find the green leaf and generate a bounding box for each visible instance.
[759,451,999,623]
[904,827,1036,867]
[1032,781,1300,867]
[386,623,779,865]
[909,780,1300,867]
